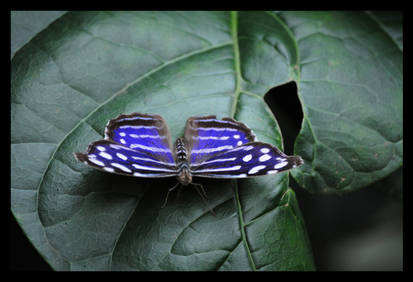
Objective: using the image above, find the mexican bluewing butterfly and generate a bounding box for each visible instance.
[75,113,303,203]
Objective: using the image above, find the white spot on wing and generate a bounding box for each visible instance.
[260,148,270,154]
[118,116,155,122]
[274,161,288,169]
[96,146,106,152]
[197,127,238,132]
[109,144,135,151]
[130,143,172,153]
[116,153,128,160]
[131,156,175,166]
[199,173,247,178]
[233,134,240,139]
[191,145,233,154]
[129,134,164,139]
[111,162,132,173]
[88,157,105,167]
[242,154,252,162]
[237,141,243,146]
[259,154,271,162]
[103,167,115,172]
[99,152,113,160]
[194,165,242,173]
[192,136,230,140]
[119,125,159,130]
[131,164,175,172]
[248,165,266,174]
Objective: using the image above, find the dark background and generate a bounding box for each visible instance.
[10,82,403,271]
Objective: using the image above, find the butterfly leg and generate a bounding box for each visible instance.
[176,184,185,201]
[192,183,215,216]
[192,182,207,202]
[161,182,181,208]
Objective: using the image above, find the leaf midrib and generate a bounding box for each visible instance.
[230,10,257,271]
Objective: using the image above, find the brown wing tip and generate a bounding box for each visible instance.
[74,152,87,162]
[186,115,217,128]
[289,155,304,166]
[187,115,217,121]
[221,117,236,122]
[112,112,162,120]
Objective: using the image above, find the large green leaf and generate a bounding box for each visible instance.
[11,11,401,270]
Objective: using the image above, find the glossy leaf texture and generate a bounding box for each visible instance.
[11,11,67,59]
[11,11,401,270]
[278,11,402,193]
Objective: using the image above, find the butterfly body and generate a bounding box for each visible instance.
[75,113,303,184]
[174,138,192,185]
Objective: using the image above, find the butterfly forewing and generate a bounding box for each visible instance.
[184,116,256,166]
[190,142,303,178]
[104,113,174,164]
[75,113,177,177]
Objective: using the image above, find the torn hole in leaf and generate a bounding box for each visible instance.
[264,81,302,156]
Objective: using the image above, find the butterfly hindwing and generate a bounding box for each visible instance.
[184,116,256,165]
[75,139,177,177]
[75,113,177,177]
[190,142,303,178]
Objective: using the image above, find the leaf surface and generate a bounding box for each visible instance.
[278,11,402,193]
[12,11,401,270]
[11,11,67,59]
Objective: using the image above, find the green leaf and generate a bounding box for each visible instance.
[12,11,401,271]
[11,11,314,271]
[11,11,67,59]
[278,11,403,194]
[367,11,403,51]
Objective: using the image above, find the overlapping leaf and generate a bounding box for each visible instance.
[278,11,402,193]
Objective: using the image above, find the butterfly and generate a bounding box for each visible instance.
[74,113,303,206]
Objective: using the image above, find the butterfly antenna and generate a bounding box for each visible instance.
[161,182,180,208]
[192,183,216,216]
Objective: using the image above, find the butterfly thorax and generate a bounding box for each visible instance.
[175,138,192,185]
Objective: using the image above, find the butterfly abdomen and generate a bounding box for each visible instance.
[175,138,192,185]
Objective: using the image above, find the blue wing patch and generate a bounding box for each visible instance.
[75,113,176,177]
[184,116,257,165]
[104,113,174,164]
